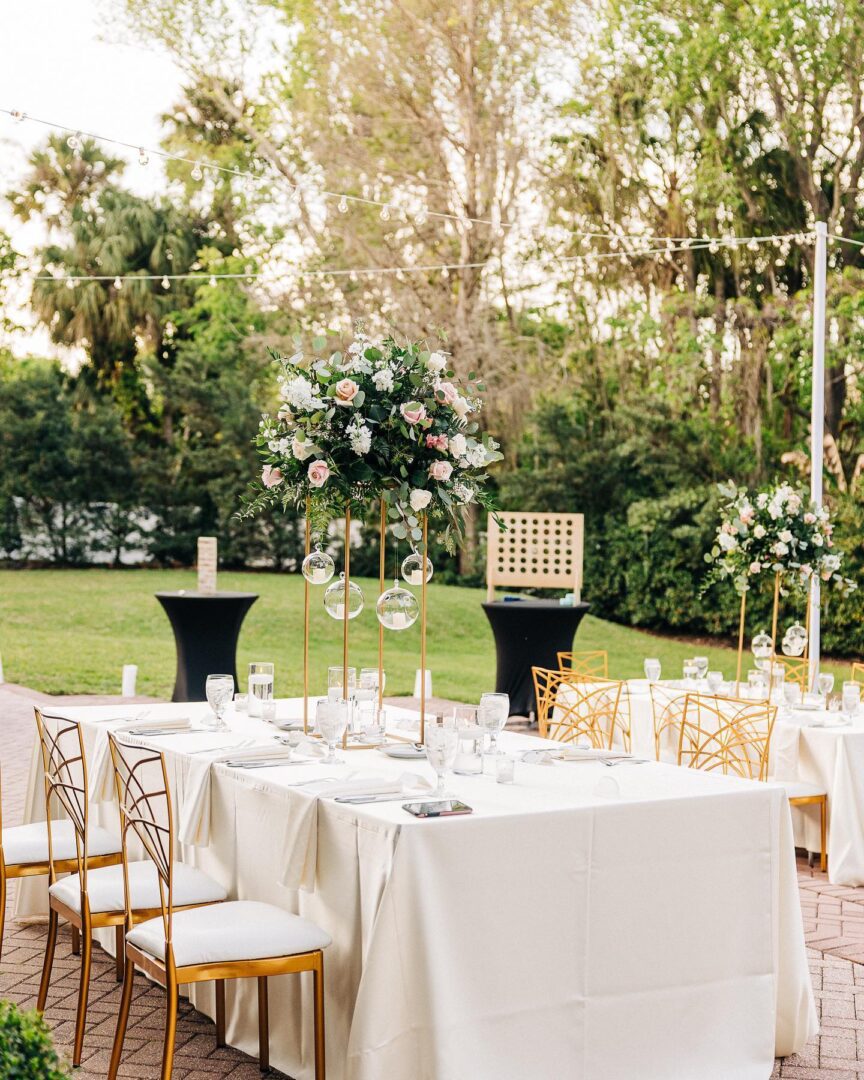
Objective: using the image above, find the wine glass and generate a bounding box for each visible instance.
[644,658,661,683]
[706,670,723,694]
[425,722,459,797]
[478,692,509,756]
[817,672,835,700]
[204,674,234,731]
[693,656,709,681]
[842,681,861,719]
[782,681,801,718]
[316,699,349,763]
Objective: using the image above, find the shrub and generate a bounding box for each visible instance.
[0,1000,69,1078]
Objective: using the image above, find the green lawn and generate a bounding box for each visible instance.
[0,569,852,701]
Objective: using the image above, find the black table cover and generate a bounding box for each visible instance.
[481,600,590,718]
[155,591,259,702]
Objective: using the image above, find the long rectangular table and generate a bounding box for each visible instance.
[17,699,817,1079]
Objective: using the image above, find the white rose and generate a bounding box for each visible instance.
[451,395,471,418]
[756,493,768,508]
[449,433,467,458]
[813,534,824,547]
[426,351,448,374]
[410,489,433,512]
[778,529,793,543]
[753,524,766,539]
[292,435,316,461]
[718,532,738,552]
[773,541,789,556]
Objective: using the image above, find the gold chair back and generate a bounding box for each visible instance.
[678,693,776,780]
[648,683,686,762]
[556,650,608,679]
[34,709,89,882]
[108,737,174,951]
[532,668,628,749]
[770,656,809,692]
[851,662,864,685]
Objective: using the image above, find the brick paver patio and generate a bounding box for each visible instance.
[3,681,864,1078]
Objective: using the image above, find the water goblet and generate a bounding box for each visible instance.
[478,692,509,756]
[842,680,861,720]
[204,674,234,732]
[817,672,835,700]
[316,699,349,764]
[644,658,661,683]
[782,682,802,715]
[693,656,709,681]
[425,721,459,798]
[747,669,766,698]
[706,670,723,694]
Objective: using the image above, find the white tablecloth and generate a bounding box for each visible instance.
[17,699,816,1079]
[624,682,864,886]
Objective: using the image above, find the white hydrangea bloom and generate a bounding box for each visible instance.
[372,368,394,392]
[282,375,325,412]
[347,419,372,456]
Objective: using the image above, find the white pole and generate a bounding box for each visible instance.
[808,221,828,688]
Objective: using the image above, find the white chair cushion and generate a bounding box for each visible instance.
[127,900,331,968]
[2,820,120,868]
[776,779,827,801]
[49,861,227,915]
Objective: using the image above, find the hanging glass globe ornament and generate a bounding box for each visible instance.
[751,631,774,668]
[401,552,433,586]
[782,623,807,657]
[376,581,420,631]
[302,546,335,586]
[324,573,364,620]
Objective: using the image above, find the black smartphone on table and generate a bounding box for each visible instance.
[402,800,473,818]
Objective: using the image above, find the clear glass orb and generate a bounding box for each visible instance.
[376,584,420,631]
[401,552,433,586]
[324,573,364,620]
[782,622,807,657]
[302,547,335,585]
[751,631,774,663]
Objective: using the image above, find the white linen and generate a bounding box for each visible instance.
[17,698,816,1079]
[88,714,192,802]
[49,860,226,914]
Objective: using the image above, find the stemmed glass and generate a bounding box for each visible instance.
[706,671,723,694]
[478,692,509,756]
[425,721,459,798]
[682,659,697,684]
[693,656,709,681]
[204,674,234,732]
[316,699,349,764]
[842,681,861,720]
[644,658,661,683]
[817,672,835,701]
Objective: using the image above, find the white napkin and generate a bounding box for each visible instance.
[88,717,191,803]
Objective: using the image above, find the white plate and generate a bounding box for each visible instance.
[378,744,426,759]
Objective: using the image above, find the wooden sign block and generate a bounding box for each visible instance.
[197,536,218,595]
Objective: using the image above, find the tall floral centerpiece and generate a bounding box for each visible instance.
[242,328,503,737]
[704,480,854,689]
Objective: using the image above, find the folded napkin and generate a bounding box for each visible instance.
[559,747,631,762]
[89,717,191,803]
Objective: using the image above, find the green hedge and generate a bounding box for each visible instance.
[0,1001,69,1078]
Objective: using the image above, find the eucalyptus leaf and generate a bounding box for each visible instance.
[393,523,408,540]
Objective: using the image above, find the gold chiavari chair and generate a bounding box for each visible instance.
[0,716,123,963]
[532,668,629,750]
[108,737,330,1080]
[678,693,827,871]
[556,650,609,679]
[648,683,687,763]
[34,710,228,1067]
[851,662,864,685]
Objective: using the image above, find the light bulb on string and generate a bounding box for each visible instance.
[191,163,204,181]
[337,195,349,214]
[113,277,123,290]
[415,208,428,227]
[10,109,26,123]
[65,278,75,290]
[379,205,391,221]
[138,147,150,166]
[66,131,82,151]
[161,276,170,290]
[209,275,217,287]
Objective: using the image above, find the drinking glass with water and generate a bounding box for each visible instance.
[248,662,274,717]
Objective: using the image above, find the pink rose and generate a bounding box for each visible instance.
[800,564,813,577]
[749,561,761,574]
[307,460,330,487]
[436,381,458,404]
[429,460,453,482]
[804,512,816,524]
[426,433,449,451]
[335,378,359,402]
[740,508,753,525]
[262,465,283,488]
[401,402,427,425]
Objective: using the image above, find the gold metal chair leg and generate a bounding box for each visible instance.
[161,972,179,1080]
[258,976,269,1073]
[71,924,80,956]
[0,861,7,962]
[72,925,93,1066]
[108,951,135,1080]
[821,797,828,873]
[215,979,226,1047]
[36,909,58,1012]
[115,925,125,981]
[313,954,326,1080]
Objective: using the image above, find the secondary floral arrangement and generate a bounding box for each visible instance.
[242,328,503,550]
[704,480,855,595]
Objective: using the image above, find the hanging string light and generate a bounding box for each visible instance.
[138,147,150,166]
[66,131,82,151]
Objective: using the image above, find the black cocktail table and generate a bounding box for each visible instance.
[481,599,590,718]
[155,591,259,702]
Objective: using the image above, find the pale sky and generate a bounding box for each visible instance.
[0,0,182,355]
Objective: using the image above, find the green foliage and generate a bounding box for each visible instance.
[0,1000,69,1079]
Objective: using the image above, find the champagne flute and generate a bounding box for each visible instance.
[204,674,234,732]
[425,722,459,798]
[478,692,509,756]
[316,699,348,764]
